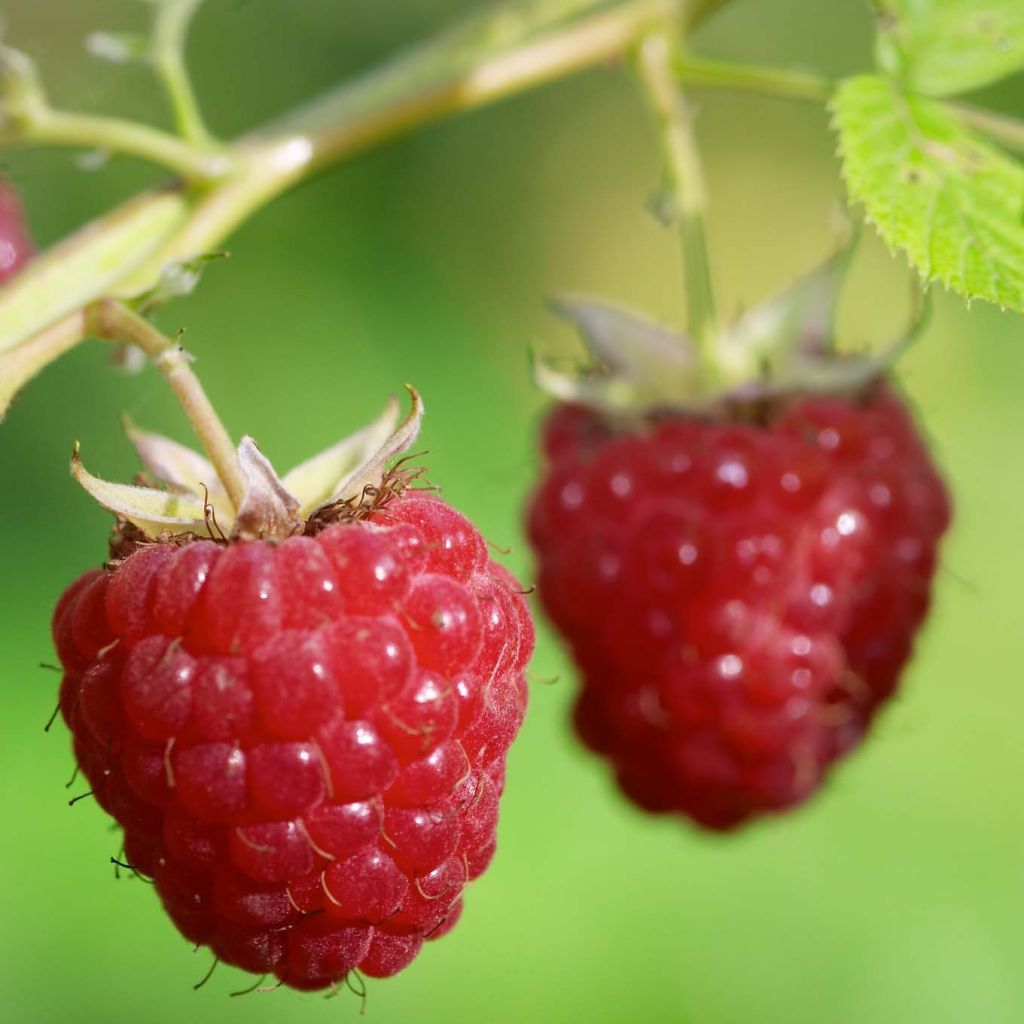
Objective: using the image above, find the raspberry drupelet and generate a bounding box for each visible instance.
[54,392,533,991]
[528,385,950,830]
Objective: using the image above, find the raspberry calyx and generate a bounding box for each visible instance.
[73,386,425,551]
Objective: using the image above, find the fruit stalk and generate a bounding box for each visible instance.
[636,28,720,385]
[85,299,246,511]
[150,0,214,145]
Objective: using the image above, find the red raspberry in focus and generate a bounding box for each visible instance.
[527,385,950,830]
[53,493,532,990]
[0,176,33,282]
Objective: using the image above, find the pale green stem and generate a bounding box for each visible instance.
[637,29,720,382]
[151,0,213,145]
[676,55,1024,153]
[2,108,232,180]
[949,101,1024,153]
[265,0,674,170]
[116,0,680,292]
[86,299,246,510]
[677,54,833,102]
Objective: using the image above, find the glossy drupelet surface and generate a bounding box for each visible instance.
[53,494,532,989]
[528,387,951,830]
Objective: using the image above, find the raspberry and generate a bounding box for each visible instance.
[54,492,531,990]
[0,176,33,282]
[528,385,950,830]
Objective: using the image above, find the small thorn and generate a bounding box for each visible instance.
[68,790,94,806]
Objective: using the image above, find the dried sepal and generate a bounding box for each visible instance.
[122,414,224,500]
[716,247,851,386]
[282,396,400,517]
[314,385,424,518]
[535,239,917,415]
[537,298,697,412]
[71,443,210,538]
[551,297,696,383]
[728,285,930,402]
[73,388,427,544]
[231,437,303,541]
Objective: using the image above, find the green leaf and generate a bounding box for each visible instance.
[876,0,1024,96]
[832,75,1024,311]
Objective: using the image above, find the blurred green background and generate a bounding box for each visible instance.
[1,2,1022,1021]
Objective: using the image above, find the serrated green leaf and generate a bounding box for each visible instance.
[876,0,1024,96]
[832,75,1024,311]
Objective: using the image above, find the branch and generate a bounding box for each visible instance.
[108,0,683,293]
[0,0,719,357]
[1,109,232,180]
[151,0,213,145]
[0,39,229,180]
[258,0,679,174]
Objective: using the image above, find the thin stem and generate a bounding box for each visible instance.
[675,54,1024,153]
[86,299,246,510]
[636,29,719,378]
[2,109,231,181]
[260,0,678,173]
[949,102,1024,152]
[677,54,833,102]
[151,0,213,145]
